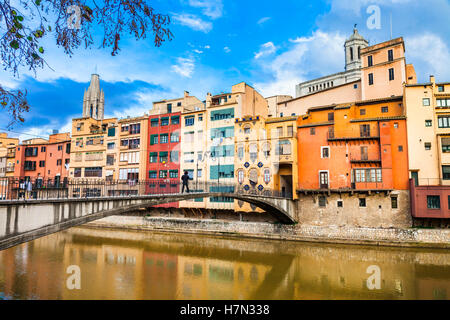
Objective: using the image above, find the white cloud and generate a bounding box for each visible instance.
[223,46,231,53]
[187,0,223,19]
[254,42,277,59]
[171,57,195,78]
[406,33,450,81]
[204,45,211,49]
[193,49,204,54]
[257,17,271,25]
[172,13,212,33]
[254,31,346,97]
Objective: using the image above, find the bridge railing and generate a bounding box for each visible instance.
[0,177,292,201]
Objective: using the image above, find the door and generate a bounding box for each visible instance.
[320,172,329,189]
[360,124,370,137]
[411,171,419,186]
[361,146,368,160]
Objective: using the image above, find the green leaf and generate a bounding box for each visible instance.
[11,10,17,16]
[9,40,19,49]
[35,0,41,5]
[31,53,39,60]
[48,26,51,32]
[17,16,24,22]
[38,47,44,54]
[27,36,32,41]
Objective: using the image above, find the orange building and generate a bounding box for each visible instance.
[296,96,411,228]
[14,133,71,183]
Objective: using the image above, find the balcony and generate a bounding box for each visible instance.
[328,127,380,142]
[349,154,381,165]
[6,166,14,173]
[7,150,15,158]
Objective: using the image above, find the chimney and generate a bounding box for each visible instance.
[430,75,435,84]
[184,91,189,98]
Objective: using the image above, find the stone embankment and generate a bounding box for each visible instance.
[86,216,450,249]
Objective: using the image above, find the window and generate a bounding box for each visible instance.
[170,132,179,143]
[160,134,168,144]
[25,147,38,157]
[108,127,115,137]
[237,170,244,184]
[161,117,169,126]
[41,146,46,152]
[443,166,450,180]
[310,128,315,135]
[244,125,251,134]
[237,145,244,160]
[337,200,343,208]
[169,170,178,178]
[425,120,432,127]
[436,99,450,108]
[423,98,430,106]
[262,142,270,158]
[167,103,172,113]
[277,127,283,137]
[65,159,70,165]
[249,144,258,162]
[360,109,366,116]
[151,119,159,127]
[388,49,393,62]
[197,169,202,178]
[159,170,167,178]
[368,55,373,67]
[389,68,395,81]
[328,113,334,121]
[264,169,270,183]
[276,140,291,155]
[287,126,294,137]
[427,196,440,209]
[210,108,234,121]
[361,146,368,160]
[149,152,157,163]
[438,116,450,128]
[354,168,382,183]
[57,159,62,166]
[150,135,158,145]
[398,145,403,152]
[394,122,399,129]
[39,160,45,167]
[184,152,194,163]
[148,171,157,179]
[171,116,180,125]
[359,198,366,207]
[159,152,168,163]
[74,168,81,177]
[321,146,330,158]
[184,131,194,143]
[425,142,431,150]
[170,151,179,163]
[442,138,450,153]
[350,47,353,61]
[381,106,388,113]
[354,84,358,89]
[85,167,102,177]
[198,115,203,121]
[319,195,326,207]
[391,196,398,209]
[360,124,370,137]
[185,116,195,126]
[368,73,374,85]
[107,142,115,150]
[106,155,115,166]
[438,85,444,92]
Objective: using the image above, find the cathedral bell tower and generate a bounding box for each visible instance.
[344,26,369,71]
[82,74,105,120]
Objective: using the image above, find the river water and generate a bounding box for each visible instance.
[0,227,449,300]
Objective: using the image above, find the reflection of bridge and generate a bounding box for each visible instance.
[0,180,296,251]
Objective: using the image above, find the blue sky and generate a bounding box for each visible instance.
[1,0,450,140]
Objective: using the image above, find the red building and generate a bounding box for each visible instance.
[147,106,182,208]
[14,133,71,184]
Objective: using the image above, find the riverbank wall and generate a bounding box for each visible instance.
[85,215,450,249]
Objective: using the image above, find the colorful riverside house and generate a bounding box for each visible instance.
[14,133,71,183]
[147,91,203,208]
[405,75,450,223]
[0,133,19,178]
[204,82,268,211]
[296,96,411,228]
[234,115,298,216]
[179,97,208,210]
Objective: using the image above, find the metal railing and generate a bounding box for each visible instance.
[0,177,292,201]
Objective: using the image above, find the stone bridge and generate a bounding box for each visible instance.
[0,192,296,251]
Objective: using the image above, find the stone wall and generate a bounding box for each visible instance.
[295,191,412,229]
[88,215,450,248]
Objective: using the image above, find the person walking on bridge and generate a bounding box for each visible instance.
[181,171,190,193]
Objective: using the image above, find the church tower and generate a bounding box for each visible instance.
[344,27,369,71]
[82,74,105,120]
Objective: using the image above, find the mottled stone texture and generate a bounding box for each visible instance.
[295,191,412,229]
[89,215,450,248]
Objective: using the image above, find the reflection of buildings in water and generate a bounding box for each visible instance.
[415,265,449,300]
[288,246,450,300]
[176,256,271,300]
[60,243,145,300]
[142,251,178,299]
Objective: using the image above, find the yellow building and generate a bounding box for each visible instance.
[0,133,19,178]
[234,115,298,214]
[405,75,450,220]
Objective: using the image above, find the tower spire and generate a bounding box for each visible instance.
[82,74,105,120]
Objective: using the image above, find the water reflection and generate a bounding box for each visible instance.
[0,227,449,300]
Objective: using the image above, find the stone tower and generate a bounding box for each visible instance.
[82,74,105,120]
[344,27,369,71]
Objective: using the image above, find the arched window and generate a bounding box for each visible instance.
[350,47,354,61]
[237,169,244,184]
[358,46,361,60]
[249,143,258,162]
[262,142,271,158]
[264,168,271,184]
[249,168,258,185]
[243,124,251,134]
[237,144,244,160]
